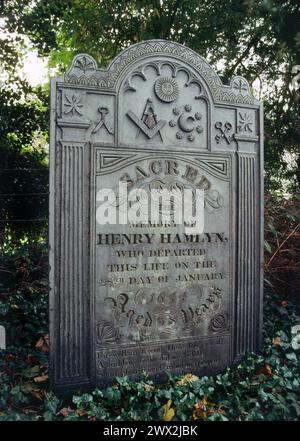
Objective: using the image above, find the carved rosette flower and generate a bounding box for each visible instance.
[210,313,229,333]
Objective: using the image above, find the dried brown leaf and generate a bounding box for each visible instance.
[272,336,281,346]
[33,374,49,383]
[35,334,49,352]
[57,407,72,417]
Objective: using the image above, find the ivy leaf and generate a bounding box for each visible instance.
[44,392,60,414]
[57,407,72,417]
[177,373,199,386]
[261,363,273,376]
[35,334,49,352]
[25,365,40,379]
[43,411,54,421]
[163,400,175,421]
[286,352,297,361]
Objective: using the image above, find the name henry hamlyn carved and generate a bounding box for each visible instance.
[49,40,263,395]
[97,233,227,245]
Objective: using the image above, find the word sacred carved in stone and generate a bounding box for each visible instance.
[116,159,223,211]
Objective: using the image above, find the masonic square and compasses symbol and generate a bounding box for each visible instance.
[127,98,166,141]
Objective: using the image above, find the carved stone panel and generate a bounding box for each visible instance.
[49,40,263,395]
[120,61,209,149]
[93,150,231,384]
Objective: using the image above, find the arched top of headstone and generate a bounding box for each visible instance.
[64,39,257,106]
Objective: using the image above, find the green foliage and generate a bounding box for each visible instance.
[264,193,300,296]
[0,35,49,239]
[0,241,48,345]
[0,9,49,240]
[0,292,299,421]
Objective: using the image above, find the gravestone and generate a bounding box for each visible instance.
[49,40,263,395]
[0,325,5,350]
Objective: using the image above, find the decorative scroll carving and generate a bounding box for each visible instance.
[96,321,119,344]
[96,149,230,181]
[210,312,229,333]
[96,286,226,345]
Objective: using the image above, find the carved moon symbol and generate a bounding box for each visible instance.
[178,114,195,132]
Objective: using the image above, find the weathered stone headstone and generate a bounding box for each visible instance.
[0,325,6,350]
[49,40,263,394]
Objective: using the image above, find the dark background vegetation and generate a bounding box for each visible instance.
[0,0,299,420]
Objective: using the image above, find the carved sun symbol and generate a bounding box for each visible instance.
[154,77,179,103]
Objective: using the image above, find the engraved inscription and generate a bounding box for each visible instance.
[96,285,225,345]
[115,159,224,211]
[96,154,230,367]
[96,336,230,381]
